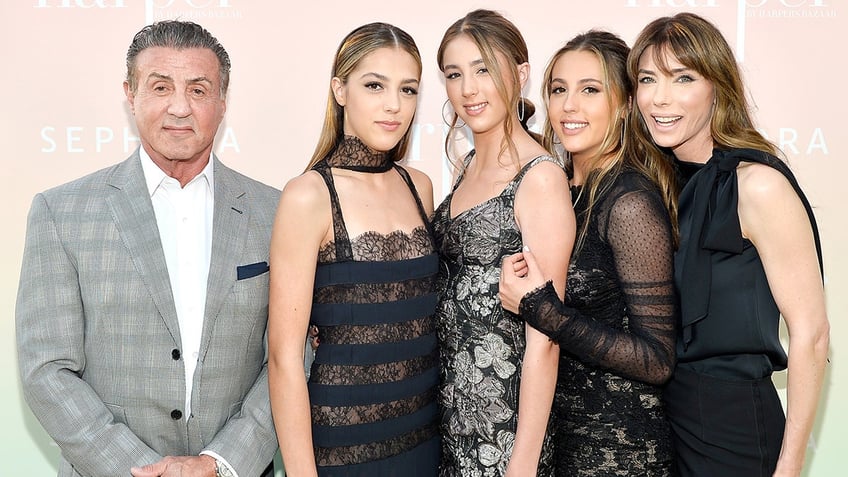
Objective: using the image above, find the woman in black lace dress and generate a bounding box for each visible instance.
[630,13,829,476]
[433,9,574,476]
[499,31,679,476]
[268,23,440,476]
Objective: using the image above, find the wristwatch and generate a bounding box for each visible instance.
[215,459,235,477]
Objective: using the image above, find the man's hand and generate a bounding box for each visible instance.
[131,455,217,477]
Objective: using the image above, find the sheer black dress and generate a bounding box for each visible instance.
[307,136,441,476]
[518,169,677,476]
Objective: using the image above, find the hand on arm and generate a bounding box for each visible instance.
[267,173,330,477]
[507,189,677,385]
[505,161,574,475]
[738,164,829,477]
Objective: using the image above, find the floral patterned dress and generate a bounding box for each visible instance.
[432,152,555,476]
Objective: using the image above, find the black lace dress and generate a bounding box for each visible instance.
[433,153,557,477]
[518,170,677,476]
[307,137,441,476]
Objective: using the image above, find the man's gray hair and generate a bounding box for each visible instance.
[125,20,230,96]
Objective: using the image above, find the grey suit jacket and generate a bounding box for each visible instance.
[16,151,281,477]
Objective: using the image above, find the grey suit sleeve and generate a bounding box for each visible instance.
[16,194,161,476]
[203,365,277,476]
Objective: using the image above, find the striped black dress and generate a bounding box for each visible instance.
[307,153,440,477]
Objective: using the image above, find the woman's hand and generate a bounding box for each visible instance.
[499,247,547,314]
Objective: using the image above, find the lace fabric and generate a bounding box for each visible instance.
[318,226,433,264]
[518,169,677,475]
[307,144,440,475]
[323,134,394,172]
[433,153,557,476]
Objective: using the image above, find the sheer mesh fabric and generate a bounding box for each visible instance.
[519,172,677,384]
[518,170,677,475]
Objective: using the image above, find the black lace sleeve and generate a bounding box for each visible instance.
[518,188,678,385]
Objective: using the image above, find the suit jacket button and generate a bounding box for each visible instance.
[170,409,182,420]
[171,349,181,360]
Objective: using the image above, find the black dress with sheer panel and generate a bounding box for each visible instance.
[518,169,677,476]
[307,136,441,476]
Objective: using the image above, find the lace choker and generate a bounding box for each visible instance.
[325,135,394,173]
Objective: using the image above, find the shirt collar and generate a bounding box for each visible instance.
[139,147,215,198]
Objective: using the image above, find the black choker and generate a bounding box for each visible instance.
[325,135,394,173]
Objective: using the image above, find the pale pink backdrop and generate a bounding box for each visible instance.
[2,1,843,475]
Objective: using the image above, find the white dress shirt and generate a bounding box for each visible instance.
[140,149,214,418]
[140,150,240,476]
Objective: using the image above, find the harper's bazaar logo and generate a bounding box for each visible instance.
[624,0,719,6]
[34,0,234,7]
[34,0,127,7]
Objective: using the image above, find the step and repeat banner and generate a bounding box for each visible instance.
[1,1,842,475]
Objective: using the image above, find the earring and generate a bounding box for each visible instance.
[442,99,466,129]
[619,117,628,147]
[517,98,526,122]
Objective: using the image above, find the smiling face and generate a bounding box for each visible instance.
[441,34,515,137]
[635,45,716,163]
[548,50,617,165]
[334,47,420,152]
[124,46,226,170]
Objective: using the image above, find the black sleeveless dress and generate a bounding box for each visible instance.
[307,136,441,476]
[432,153,556,476]
[666,148,823,477]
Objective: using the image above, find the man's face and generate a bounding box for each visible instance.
[124,47,226,169]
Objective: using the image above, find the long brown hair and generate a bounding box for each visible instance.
[542,30,679,251]
[628,13,782,239]
[436,9,541,170]
[306,22,422,171]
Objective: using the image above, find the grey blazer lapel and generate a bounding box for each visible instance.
[105,153,181,343]
[201,158,248,341]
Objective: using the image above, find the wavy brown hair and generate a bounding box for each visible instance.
[628,13,783,241]
[542,30,679,251]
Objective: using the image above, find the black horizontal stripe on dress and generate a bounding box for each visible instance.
[314,253,439,287]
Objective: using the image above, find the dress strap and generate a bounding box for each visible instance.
[449,150,477,193]
[504,154,560,195]
[312,161,354,262]
[393,165,436,242]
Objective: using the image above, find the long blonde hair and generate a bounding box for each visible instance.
[306,22,422,171]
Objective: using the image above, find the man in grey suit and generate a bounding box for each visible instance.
[16,20,280,477]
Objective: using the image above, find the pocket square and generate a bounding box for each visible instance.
[237,261,269,280]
